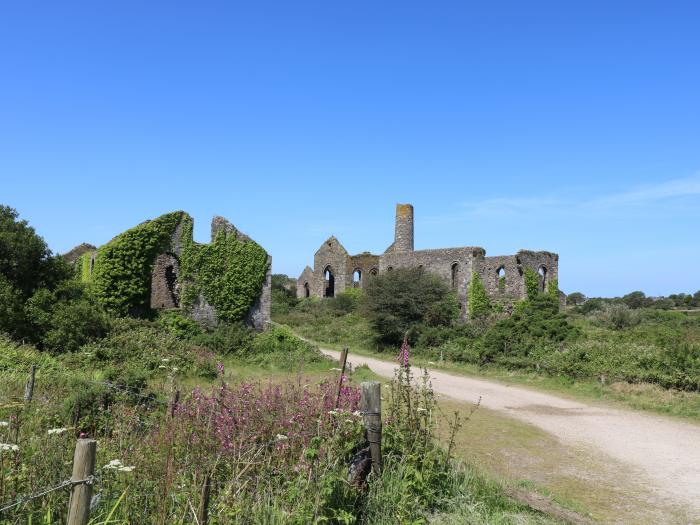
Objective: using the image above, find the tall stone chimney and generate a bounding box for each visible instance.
[394,203,414,252]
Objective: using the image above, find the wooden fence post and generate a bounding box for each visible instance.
[24,365,36,403]
[197,473,211,525]
[335,347,349,408]
[169,389,180,419]
[361,381,382,474]
[67,438,96,525]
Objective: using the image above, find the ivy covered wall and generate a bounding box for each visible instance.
[81,211,270,326]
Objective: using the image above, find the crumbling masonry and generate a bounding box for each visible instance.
[297,204,558,313]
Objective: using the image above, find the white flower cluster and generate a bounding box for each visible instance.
[276,434,288,441]
[0,421,9,427]
[48,427,68,435]
[0,443,19,452]
[103,459,135,472]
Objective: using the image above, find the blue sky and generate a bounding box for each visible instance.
[1,1,699,297]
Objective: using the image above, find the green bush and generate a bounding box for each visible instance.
[480,295,579,365]
[24,280,111,353]
[364,267,460,347]
[591,303,641,330]
[523,268,540,300]
[467,272,490,318]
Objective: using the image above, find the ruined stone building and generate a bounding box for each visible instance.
[67,212,271,330]
[297,204,558,313]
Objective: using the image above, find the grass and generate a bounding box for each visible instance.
[276,310,700,422]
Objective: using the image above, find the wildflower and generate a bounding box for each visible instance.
[330,367,342,372]
[397,336,410,367]
[158,365,167,369]
[327,410,338,416]
[0,444,19,452]
[104,459,123,469]
[417,408,428,413]
[161,358,170,362]
[276,434,288,441]
[172,367,179,372]
[352,411,362,417]
[117,466,135,472]
[0,421,8,427]
[48,428,68,435]
[345,419,354,424]
[217,362,225,376]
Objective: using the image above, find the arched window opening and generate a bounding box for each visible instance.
[387,266,393,272]
[352,269,362,288]
[451,263,459,290]
[324,266,335,297]
[89,257,95,274]
[165,265,179,307]
[369,268,378,277]
[497,266,506,293]
[304,282,310,298]
[538,266,547,292]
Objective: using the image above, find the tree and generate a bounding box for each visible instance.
[523,268,540,300]
[566,292,586,306]
[621,291,647,309]
[364,267,459,347]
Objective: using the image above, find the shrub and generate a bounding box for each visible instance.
[364,267,460,347]
[591,303,641,330]
[467,272,490,318]
[523,268,540,300]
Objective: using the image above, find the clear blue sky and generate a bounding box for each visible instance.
[2,1,699,297]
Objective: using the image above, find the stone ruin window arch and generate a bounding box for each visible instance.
[538,265,548,292]
[303,282,310,298]
[496,266,506,293]
[369,268,378,277]
[324,266,335,297]
[450,262,459,290]
[151,253,180,309]
[352,269,362,288]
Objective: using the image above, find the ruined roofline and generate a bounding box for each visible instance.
[403,246,487,257]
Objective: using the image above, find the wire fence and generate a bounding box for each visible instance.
[0,476,95,514]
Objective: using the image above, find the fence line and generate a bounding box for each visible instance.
[0,476,95,514]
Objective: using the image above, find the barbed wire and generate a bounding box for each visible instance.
[0,475,95,514]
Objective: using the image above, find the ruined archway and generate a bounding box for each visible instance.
[304,282,310,298]
[353,269,362,288]
[538,266,547,292]
[151,253,180,309]
[497,266,506,293]
[324,266,335,297]
[451,262,459,290]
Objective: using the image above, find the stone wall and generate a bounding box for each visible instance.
[297,204,560,315]
[150,253,180,309]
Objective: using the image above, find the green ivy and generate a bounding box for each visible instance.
[524,268,540,300]
[77,252,93,283]
[180,220,269,323]
[91,212,186,316]
[547,278,559,300]
[468,271,491,318]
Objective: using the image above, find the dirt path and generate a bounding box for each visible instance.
[321,348,700,522]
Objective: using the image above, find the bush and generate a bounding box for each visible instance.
[364,267,460,347]
[480,295,579,365]
[24,281,111,353]
[467,272,490,318]
[591,303,641,330]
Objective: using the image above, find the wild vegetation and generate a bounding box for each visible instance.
[274,269,700,418]
[0,207,560,523]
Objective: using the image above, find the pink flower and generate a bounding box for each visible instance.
[217,362,225,376]
[397,336,410,367]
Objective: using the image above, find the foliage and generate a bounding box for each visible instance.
[547,278,559,300]
[24,280,111,353]
[156,310,203,339]
[523,268,540,300]
[567,292,586,306]
[0,205,72,297]
[271,273,298,315]
[467,271,491,318]
[90,211,186,316]
[363,267,460,347]
[590,303,641,330]
[180,221,269,323]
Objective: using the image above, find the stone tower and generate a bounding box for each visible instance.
[394,203,414,252]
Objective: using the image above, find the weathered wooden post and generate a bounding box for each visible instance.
[67,438,96,525]
[361,381,382,474]
[169,389,180,419]
[24,365,36,403]
[197,473,212,525]
[335,346,349,408]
